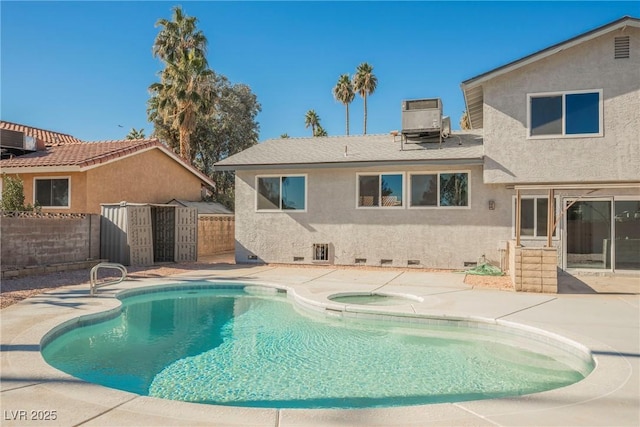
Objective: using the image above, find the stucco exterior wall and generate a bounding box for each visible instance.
[6,172,87,213]
[235,165,513,269]
[85,149,203,213]
[482,27,640,184]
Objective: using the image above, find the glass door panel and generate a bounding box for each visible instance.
[614,200,640,270]
[566,200,612,269]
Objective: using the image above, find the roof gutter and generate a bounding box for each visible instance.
[214,157,485,172]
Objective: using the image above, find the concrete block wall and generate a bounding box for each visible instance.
[198,215,235,256]
[1,213,101,270]
[509,241,558,293]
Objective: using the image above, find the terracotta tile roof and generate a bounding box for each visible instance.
[0,120,84,146]
[0,139,161,168]
[0,138,216,188]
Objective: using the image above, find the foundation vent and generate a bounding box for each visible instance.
[247,255,258,260]
[355,258,367,264]
[293,256,304,262]
[312,244,329,262]
[407,260,420,266]
[615,36,630,59]
[380,259,393,265]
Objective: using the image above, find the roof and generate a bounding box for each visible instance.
[0,120,84,146]
[0,138,216,188]
[460,16,640,130]
[214,132,483,171]
[168,199,233,215]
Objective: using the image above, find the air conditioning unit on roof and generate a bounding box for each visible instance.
[402,98,442,132]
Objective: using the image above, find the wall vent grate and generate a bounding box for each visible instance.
[293,256,304,262]
[407,260,420,266]
[312,244,329,261]
[355,258,367,264]
[380,259,393,265]
[614,36,630,59]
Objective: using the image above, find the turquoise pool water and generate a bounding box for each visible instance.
[42,285,593,409]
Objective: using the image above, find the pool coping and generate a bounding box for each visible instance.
[1,265,638,426]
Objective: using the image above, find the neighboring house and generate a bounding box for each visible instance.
[215,16,639,275]
[0,121,215,214]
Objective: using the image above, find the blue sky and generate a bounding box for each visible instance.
[2,1,638,143]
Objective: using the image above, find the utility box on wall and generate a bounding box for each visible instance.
[100,202,198,266]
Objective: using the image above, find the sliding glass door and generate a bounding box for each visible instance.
[565,200,611,269]
[565,198,640,271]
[614,200,640,270]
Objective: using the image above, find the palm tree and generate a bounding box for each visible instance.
[460,110,471,130]
[352,62,378,135]
[304,110,320,136]
[314,125,328,137]
[126,128,146,139]
[150,6,212,162]
[332,74,355,135]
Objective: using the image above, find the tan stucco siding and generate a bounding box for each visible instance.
[235,166,513,269]
[3,172,88,213]
[85,149,202,213]
[482,27,640,184]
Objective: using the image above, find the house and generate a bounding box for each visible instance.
[215,16,639,279]
[460,15,640,273]
[0,121,215,214]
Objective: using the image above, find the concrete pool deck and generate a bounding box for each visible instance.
[1,264,638,426]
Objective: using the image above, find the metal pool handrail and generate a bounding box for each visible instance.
[90,263,127,295]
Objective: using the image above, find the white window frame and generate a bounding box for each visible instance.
[355,172,405,209]
[526,89,603,139]
[255,174,307,212]
[511,195,560,239]
[408,171,471,209]
[33,176,71,209]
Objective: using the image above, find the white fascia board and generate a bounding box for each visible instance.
[215,158,485,171]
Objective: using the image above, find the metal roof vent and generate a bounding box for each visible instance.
[615,36,630,59]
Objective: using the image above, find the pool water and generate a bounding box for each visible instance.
[328,293,418,305]
[42,286,593,409]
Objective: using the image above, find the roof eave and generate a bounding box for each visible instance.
[215,157,485,171]
[0,166,81,174]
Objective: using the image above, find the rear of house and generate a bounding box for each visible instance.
[216,16,639,278]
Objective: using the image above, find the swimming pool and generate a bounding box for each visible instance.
[42,283,594,409]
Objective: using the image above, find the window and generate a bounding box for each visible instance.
[357,173,403,207]
[410,172,469,207]
[528,90,602,137]
[513,196,557,238]
[256,175,306,211]
[34,178,69,208]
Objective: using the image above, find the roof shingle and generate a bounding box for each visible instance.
[215,131,484,170]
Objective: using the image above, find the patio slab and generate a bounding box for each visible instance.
[1,265,638,426]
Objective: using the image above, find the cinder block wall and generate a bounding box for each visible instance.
[198,215,235,256]
[509,241,558,293]
[1,213,101,269]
